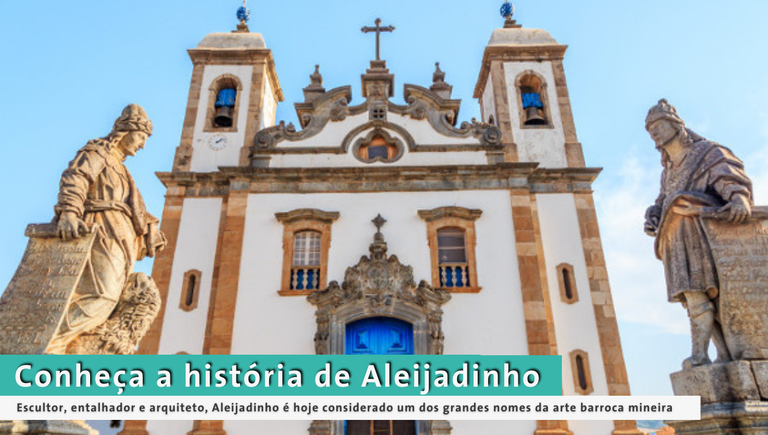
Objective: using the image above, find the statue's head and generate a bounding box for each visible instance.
[645,99,687,149]
[110,104,152,157]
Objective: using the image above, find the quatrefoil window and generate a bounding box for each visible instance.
[352,128,404,163]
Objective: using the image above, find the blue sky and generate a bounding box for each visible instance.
[2,1,768,398]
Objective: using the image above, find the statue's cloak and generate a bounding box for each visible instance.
[654,133,752,303]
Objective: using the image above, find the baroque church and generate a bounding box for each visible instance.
[121,3,643,435]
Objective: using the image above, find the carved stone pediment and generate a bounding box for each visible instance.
[308,226,451,357]
[253,86,367,149]
[308,233,450,314]
[250,82,503,162]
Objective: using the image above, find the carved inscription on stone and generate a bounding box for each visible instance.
[0,224,96,354]
[702,218,768,360]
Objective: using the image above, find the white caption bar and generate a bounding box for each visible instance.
[4,396,699,421]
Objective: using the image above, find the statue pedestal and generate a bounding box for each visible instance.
[0,421,97,435]
[667,361,768,434]
[667,402,768,434]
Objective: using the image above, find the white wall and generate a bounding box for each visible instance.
[536,193,613,435]
[503,61,567,168]
[158,198,222,355]
[231,190,529,357]
[261,75,277,130]
[191,65,254,172]
[481,74,497,125]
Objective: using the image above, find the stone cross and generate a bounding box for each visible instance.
[361,18,395,61]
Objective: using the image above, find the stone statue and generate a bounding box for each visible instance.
[0,104,165,355]
[644,99,754,369]
[644,98,768,369]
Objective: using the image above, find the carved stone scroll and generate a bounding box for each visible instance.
[0,224,96,354]
[701,216,768,360]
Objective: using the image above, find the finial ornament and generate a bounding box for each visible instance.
[500,1,521,28]
[372,214,387,234]
[433,62,446,84]
[310,65,323,87]
[500,1,514,20]
[235,0,251,32]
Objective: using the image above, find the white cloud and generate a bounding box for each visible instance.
[594,149,689,335]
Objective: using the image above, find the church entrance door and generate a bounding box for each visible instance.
[344,317,416,435]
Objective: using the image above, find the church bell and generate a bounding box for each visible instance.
[524,106,546,125]
[214,106,234,127]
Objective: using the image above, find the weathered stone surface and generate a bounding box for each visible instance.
[726,361,761,402]
[671,361,764,406]
[0,225,95,354]
[0,420,96,435]
[0,104,165,356]
[702,218,768,361]
[752,361,768,401]
[644,99,767,368]
[668,401,768,435]
[671,363,733,404]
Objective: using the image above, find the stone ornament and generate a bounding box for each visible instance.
[307,217,451,435]
[307,217,451,356]
[251,83,502,158]
[0,104,165,355]
[643,99,767,367]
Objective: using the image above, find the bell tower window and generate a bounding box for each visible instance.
[204,74,243,132]
[214,88,237,127]
[517,73,551,127]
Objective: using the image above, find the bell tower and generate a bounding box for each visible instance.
[474,2,583,168]
[172,2,283,172]
[474,3,643,435]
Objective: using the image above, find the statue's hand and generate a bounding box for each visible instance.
[57,211,90,241]
[644,205,660,236]
[720,194,751,224]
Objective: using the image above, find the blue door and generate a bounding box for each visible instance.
[345,317,413,356]
[345,317,416,435]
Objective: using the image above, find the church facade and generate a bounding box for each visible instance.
[121,11,642,435]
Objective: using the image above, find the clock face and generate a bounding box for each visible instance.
[207,134,228,151]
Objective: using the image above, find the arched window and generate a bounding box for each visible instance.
[518,73,549,126]
[179,270,202,312]
[291,230,321,290]
[205,75,243,132]
[557,263,579,304]
[569,350,594,395]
